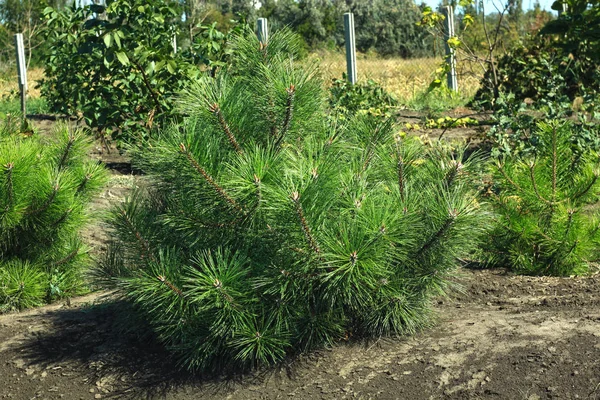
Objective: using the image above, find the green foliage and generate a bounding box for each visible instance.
[483,91,600,158]
[0,116,107,311]
[425,116,478,129]
[0,0,68,66]
[543,0,600,63]
[404,86,468,113]
[474,0,600,109]
[39,0,200,144]
[0,260,45,311]
[329,76,398,118]
[0,97,49,116]
[182,20,247,76]
[99,30,488,372]
[482,121,600,275]
[473,39,600,109]
[261,0,433,57]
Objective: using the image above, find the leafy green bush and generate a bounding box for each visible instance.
[329,76,398,118]
[473,39,600,109]
[98,30,488,372]
[481,121,600,275]
[0,116,107,311]
[40,0,201,144]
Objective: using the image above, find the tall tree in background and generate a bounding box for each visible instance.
[348,0,432,57]
[261,0,433,57]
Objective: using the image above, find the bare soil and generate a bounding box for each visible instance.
[1,269,599,400]
[1,117,599,400]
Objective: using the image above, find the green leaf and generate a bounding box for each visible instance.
[115,51,129,66]
[103,33,112,48]
[113,32,121,48]
[166,60,176,74]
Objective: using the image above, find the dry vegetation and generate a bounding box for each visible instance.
[0,66,43,100]
[0,55,482,108]
[308,50,481,102]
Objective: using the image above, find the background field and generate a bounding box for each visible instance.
[0,52,483,116]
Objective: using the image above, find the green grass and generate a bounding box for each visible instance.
[0,96,49,116]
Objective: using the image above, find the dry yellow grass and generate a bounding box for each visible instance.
[0,67,44,99]
[308,50,481,102]
[0,55,482,106]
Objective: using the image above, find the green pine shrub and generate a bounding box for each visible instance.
[0,116,107,311]
[481,121,600,276]
[99,30,488,372]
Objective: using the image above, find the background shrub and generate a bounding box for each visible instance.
[328,76,398,118]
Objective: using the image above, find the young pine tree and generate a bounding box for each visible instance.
[0,116,107,311]
[99,29,488,372]
[482,121,600,275]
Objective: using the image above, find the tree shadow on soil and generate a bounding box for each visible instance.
[13,299,298,399]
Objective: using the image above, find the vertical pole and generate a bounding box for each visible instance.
[442,6,458,92]
[344,13,357,85]
[172,34,177,54]
[558,2,568,16]
[257,18,268,44]
[14,33,27,117]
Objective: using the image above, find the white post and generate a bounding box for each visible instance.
[14,33,27,116]
[172,34,177,54]
[344,12,357,85]
[442,6,458,92]
[558,3,568,15]
[257,18,268,44]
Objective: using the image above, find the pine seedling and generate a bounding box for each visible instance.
[0,121,107,310]
[483,121,600,275]
[100,29,488,372]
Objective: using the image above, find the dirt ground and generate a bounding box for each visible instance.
[1,117,599,400]
[1,269,599,400]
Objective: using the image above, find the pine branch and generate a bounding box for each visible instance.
[529,162,553,205]
[291,191,321,255]
[564,208,575,238]
[396,153,405,202]
[57,133,75,170]
[119,208,156,263]
[497,162,523,193]
[417,209,457,256]
[361,125,382,174]
[3,162,13,212]
[571,173,598,201]
[274,84,296,149]
[51,208,72,228]
[28,184,59,216]
[157,275,184,297]
[75,174,92,196]
[268,97,279,139]
[52,248,79,267]
[209,103,243,154]
[444,160,463,188]
[254,174,262,210]
[179,143,244,214]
